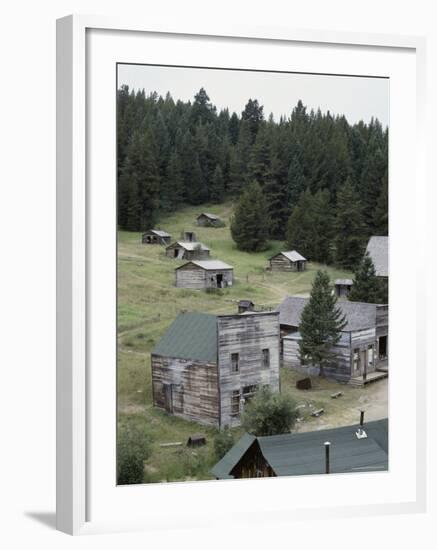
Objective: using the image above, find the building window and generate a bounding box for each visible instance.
[262,348,270,368]
[231,390,240,416]
[368,345,374,366]
[353,349,359,371]
[243,385,258,403]
[231,353,239,373]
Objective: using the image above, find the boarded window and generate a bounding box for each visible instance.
[262,348,270,368]
[243,385,258,403]
[231,353,239,373]
[231,390,240,416]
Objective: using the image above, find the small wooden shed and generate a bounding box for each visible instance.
[175,260,233,289]
[196,212,225,227]
[335,279,353,298]
[238,300,255,313]
[180,230,197,242]
[165,241,210,261]
[268,251,307,272]
[141,229,172,245]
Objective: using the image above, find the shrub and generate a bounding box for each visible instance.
[117,419,152,485]
[213,427,235,459]
[242,387,298,436]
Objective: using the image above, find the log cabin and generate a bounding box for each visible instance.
[151,311,280,427]
[211,418,388,479]
[196,212,225,227]
[268,251,307,272]
[175,260,233,289]
[165,240,210,260]
[366,236,389,278]
[277,296,388,383]
[334,279,353,298]
[141,229,172,245]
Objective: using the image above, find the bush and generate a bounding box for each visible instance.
[242,387,298,436]
[213,427,235,459]
[117,419,152,485]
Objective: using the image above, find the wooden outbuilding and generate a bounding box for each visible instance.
[211,418,388,479]
[165,241,210,261]
[175,260,233,289]
[365,236,389,278]
[268,251,307,272]
[277,296,389,383]
[151,311,280,426]
[180,230,197,242]
[238,300,255,313]
[196,212,225,227]
[141,229,172,245]
[334,279,353,298]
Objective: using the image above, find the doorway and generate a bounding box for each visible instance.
[163,383,173,413]
[216,273,223,288]
[378,335,388,359]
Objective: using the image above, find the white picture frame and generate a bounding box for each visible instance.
[56,14,427,536]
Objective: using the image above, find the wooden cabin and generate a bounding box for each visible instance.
[151,311,280,426]
[196,212,225,227]
[238,300,255,313]
[141,229,172,245]
[165,241,210,260]
[335,279,353,298]
[366,236,389,278]
[211,418,388,479]
[181,230,197,242]
[277,296,389,383]
[175,260,233,289]
[268,251,307,272]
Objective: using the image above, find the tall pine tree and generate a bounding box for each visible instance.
[230,181,269,251]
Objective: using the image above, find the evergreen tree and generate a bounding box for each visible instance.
[264,154,290,239]
[247,125,271,187]
[210,164,225,203]
[190,87,216,125]
[373,170,388,235]
[186,153,208,205]
[241,98,264,143]
[160,151,184,211]
[287,153,306,213]
[230,181,269,251]
[335,178,367,269]
[229,120,252,195]
[348,253,387,304]
[228,112,240,145]
[299,270,347,377]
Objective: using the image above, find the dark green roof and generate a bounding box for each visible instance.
[152,312,218,363]
[212,419,388,479]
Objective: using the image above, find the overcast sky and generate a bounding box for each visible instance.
[118,64,389,127]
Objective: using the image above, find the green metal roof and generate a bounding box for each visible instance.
[211,419,388,479]
[152,312,218,363]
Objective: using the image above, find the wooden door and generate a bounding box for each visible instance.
[163,383,173,413]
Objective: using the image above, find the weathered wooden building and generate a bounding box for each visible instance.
[268,251,307,272]
[277,296,388,383]
[151,311,280,426]
[196,212,225,227]
[165,240,210,260]
[141,229,172,245]
[238,300,255,313]
[175,260,233,289]
[180,230,197,242]
[366,236,389,278]
[211,418,388,479]
[334,279,353,298]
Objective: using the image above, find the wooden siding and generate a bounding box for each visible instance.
[175,265,233,289]
[142,232,171,245]
[269,254,306,272]
[151,355,220,426]
[217,312,280,427]
[230,440,276,478]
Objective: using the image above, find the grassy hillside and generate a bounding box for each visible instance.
[117,201,381,483]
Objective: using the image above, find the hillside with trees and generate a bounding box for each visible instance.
[117,86,388,266]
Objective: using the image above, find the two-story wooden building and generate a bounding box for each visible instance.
[151,311,280,426]
[277,296,388,383]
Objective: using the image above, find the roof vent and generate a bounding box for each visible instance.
[355,428,368,439]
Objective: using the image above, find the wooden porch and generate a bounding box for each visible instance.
[349,370,388,386]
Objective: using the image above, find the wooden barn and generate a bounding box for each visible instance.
[196,212,225,227]
[268,251,307,272]
[175,260,233,289]
[366,236,389,278]
[211,418,388,479]
[151,311,280,426]
[141,229,172,245]
[277,296,388,383]
[335,279,353,298]
[165,240,210,260]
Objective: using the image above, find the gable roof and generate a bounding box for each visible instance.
[277,296,377,332]
[366,236,389,277]
[335,279,353,286]
[197,212,220,220]
[152,312,218,363]
[167,241,210,251]
[211,419,388,479]
[176,260,233,271]
[271,250,307,262]
[143,229,171,237]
